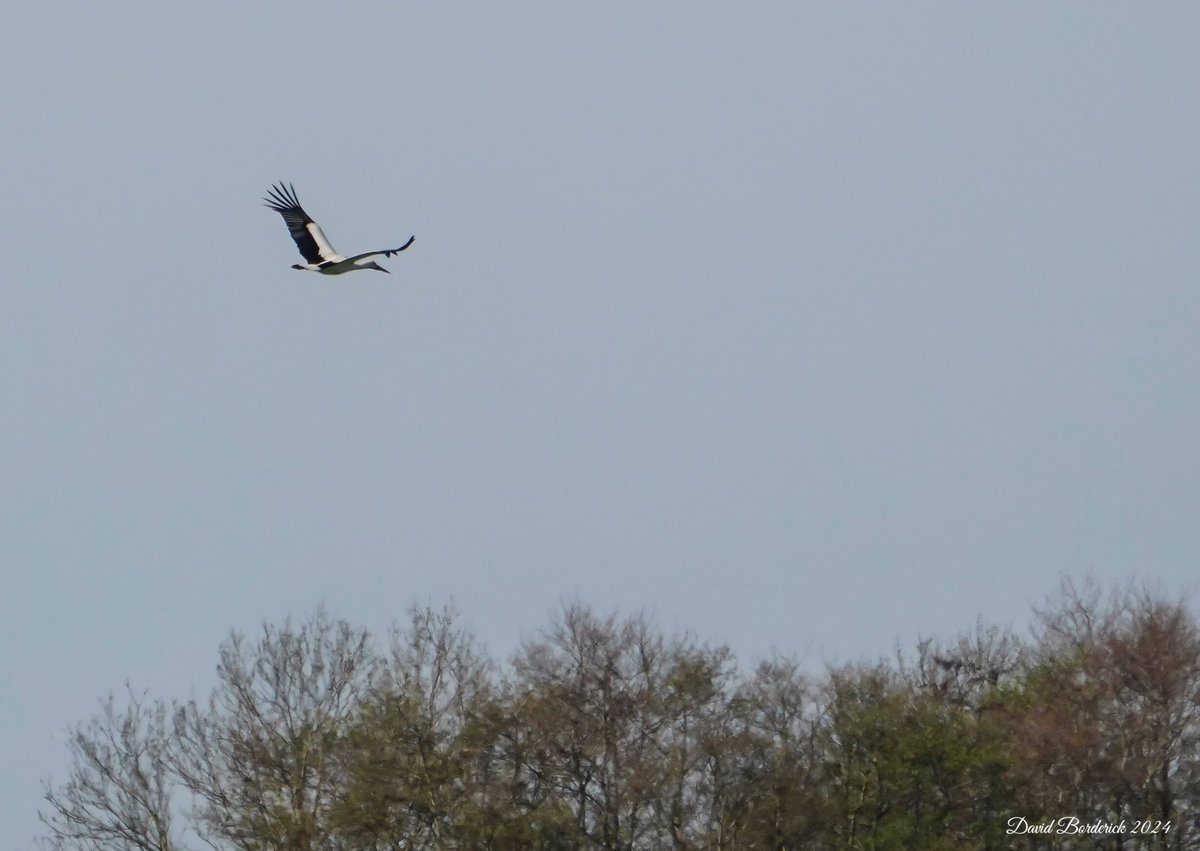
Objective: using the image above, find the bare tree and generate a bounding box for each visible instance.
[328,604,502,849]
[40,687,181,851]
[511,604,664,849]
[168,610,373,851]
[708,656,825,850]
[509,604,739,851]
[642,637,736,851]
[1007,578,1200,849]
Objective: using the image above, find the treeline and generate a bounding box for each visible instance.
[38,578,1200,850]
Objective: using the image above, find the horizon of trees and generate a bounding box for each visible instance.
[36,577,1200,850]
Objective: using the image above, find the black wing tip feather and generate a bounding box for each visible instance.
[384,236,416,256]
[262,182,310,220]
[263,182,324,264]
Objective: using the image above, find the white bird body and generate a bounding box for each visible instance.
[264,183,414,274]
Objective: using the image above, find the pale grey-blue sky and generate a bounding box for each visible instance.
[4,3,1200,843]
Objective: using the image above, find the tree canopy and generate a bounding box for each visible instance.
[38,579,1200,850]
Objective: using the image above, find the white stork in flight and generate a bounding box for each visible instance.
[264,182,414,274]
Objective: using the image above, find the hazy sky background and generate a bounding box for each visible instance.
[4,3,1200,843]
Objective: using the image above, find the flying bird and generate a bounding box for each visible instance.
[264,183,414,274]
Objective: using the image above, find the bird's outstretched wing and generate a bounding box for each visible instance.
[347,236,416,266]
[263,183,341,264]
